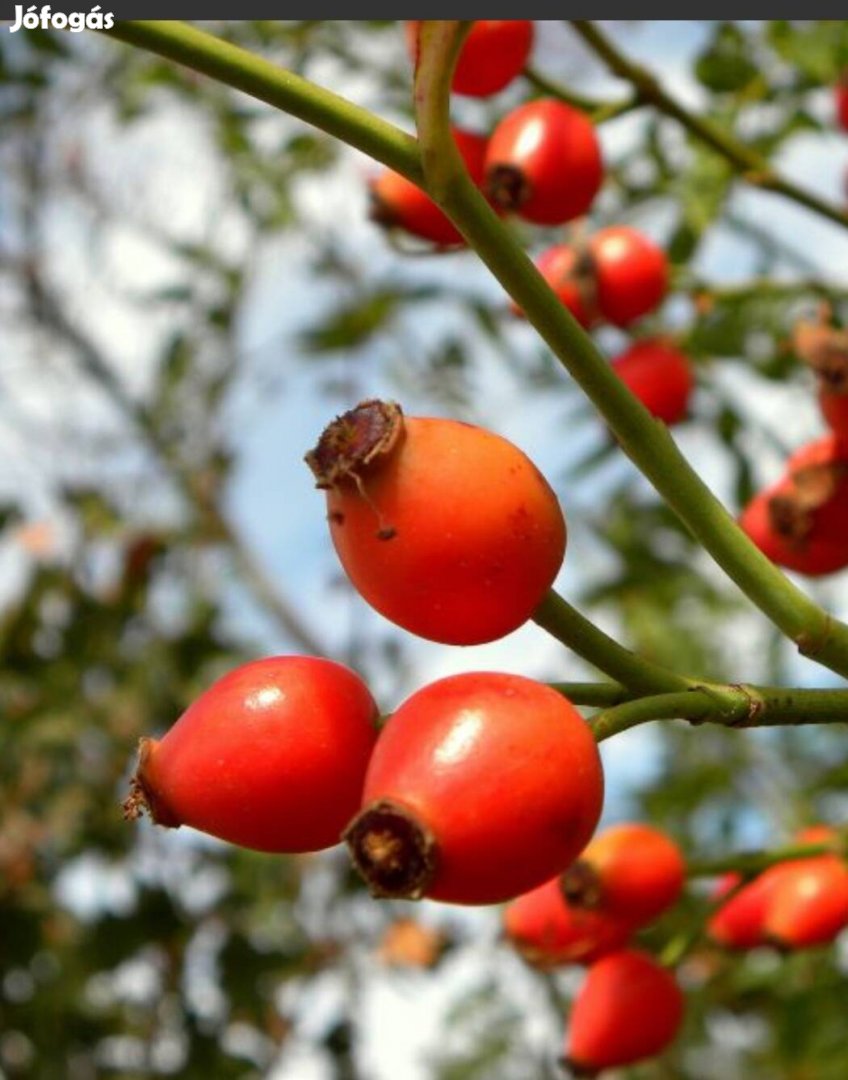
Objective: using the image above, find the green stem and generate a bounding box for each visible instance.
[570,21,848,234]
[590,690,733,742]
[533,591,691,694]
[103,21,848,681]
[104,21,422,184]
[589,684,848,742]
[546,682,632,708]
[412,25,848,681]
[524,66,641,124]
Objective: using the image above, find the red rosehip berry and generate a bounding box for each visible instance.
[707,871,781,950]
[406,21,534,98]
[369,128,488,247]
[588,226,669,327]
[763,856,848,949]
[484,99,604,225]
[504,876,632,968]
[344,673,604,905]
[561,822,686,930]
[564,949,685,1075]
[610,339,694,424]
[819,389,848,439]
[305,399,566,646]
[123,656,379,854]
[513,243,596,326]
[740,435,848,576]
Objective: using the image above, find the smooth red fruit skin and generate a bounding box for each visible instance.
[485,100,604,225]
[836,81,848,131]
[763,857,848,949]
[707,871,781,950]
[369,128,488,247]
[504,877,632,967]
[610,340,694,424]
[314,406,566,645]
[568,822,685,928]
[130,656,379,854]
[786,432,848,472]
[565,949,684,1073]
[406,21,533,98]
[589,226,669,327]
[356,673,604,905]
[513,244,594,326]
[819,390,848,439]
[740,438,848,576]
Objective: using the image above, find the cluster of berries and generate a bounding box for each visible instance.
[504,823,686,1073]
[369,21,696,430]
[741,319,848,576]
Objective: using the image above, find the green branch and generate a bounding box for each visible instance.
[570,21,848,234]
[588,684,848,742]
[524,65,641,124]
[533,591,692,694]
[546,681,633,708]
[102,21,848,681]
[104,21,422,184]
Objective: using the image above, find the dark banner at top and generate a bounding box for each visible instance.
[4,8,848,26]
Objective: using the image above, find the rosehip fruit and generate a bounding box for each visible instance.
[610,340,694,424]
[123,656,379,854]
[819,390,848,439]
[369,128,488,247]
[344,673,604,905]
[504,876,632,968]
[740,436,848,576]
[484,99,604,225]
[564,949,684,1074]
[588,226,669,327]
[406,21,534,98]
[707,871,781,950]
[763,856,848,949]
[305,400,566,645]
[561,822,685,930]
[513,243,596,327]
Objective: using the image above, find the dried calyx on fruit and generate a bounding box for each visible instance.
[305,399,567,645]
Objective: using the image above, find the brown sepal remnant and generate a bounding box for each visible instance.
[485,164,532,213]
[377,918,448,969]
[769,462,847,547]
[305,400,404,490]
[305,399,403,540]
[344,798,437,901]
[560,859,604,910]
[121,738,181,828]
[793,319,848,395]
